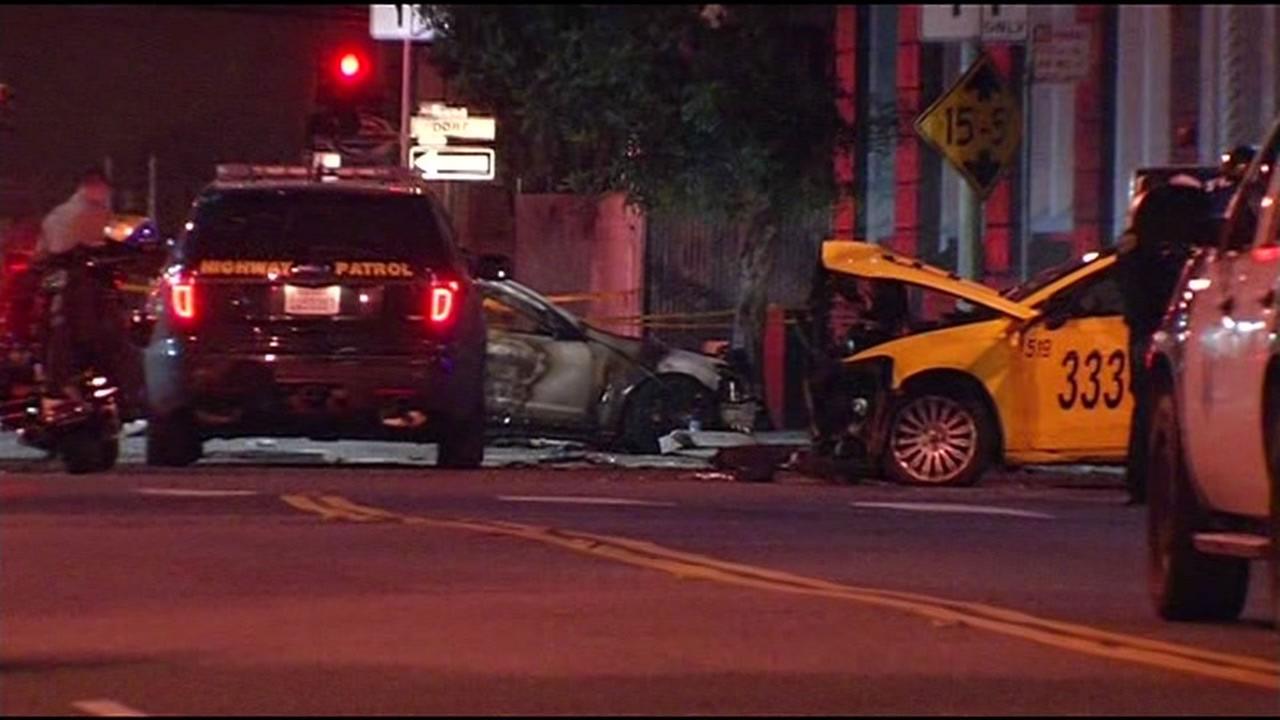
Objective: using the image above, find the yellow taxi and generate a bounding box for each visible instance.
[809,240,1130,486]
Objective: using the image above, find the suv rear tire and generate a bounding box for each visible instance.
[1147,386,1249,621]
[437,400,485,469]
[146,410,202,467]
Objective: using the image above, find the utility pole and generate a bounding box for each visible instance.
[399,38,412,167]
[957,39,984,281]
[1020,45,1033,281]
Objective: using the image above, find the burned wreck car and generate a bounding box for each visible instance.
[806,240,1131,486]
[478,277,757,453]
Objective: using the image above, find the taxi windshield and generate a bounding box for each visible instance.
[1002,251,1109,302]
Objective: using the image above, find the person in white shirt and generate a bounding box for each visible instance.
[36,169,115,413]
[37,169,112,260]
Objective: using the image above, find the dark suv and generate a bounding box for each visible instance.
[140,164,486,468]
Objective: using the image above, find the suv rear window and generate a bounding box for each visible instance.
[181,189,453,266]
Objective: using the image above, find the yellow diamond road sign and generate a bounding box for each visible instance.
[914,53,1021,200]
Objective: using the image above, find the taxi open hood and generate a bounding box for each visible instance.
[821,240,1036,321]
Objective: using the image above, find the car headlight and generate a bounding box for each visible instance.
[851,397,870,418]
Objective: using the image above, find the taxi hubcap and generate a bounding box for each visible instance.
[891,395,978,483]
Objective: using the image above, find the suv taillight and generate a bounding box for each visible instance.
[168,275,197,324]
[427,280,459,327]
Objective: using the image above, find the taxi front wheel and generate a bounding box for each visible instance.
[883,391,990,487]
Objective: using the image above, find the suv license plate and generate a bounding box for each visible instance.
[284,285,341,316]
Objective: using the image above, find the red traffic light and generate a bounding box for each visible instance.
[334,51,368,83]
[339,53,361,79]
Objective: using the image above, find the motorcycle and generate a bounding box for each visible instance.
[0,369,121,473]
[0,224,160,473]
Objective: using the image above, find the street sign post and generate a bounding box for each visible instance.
[980,5,1027,42]
[922,5,1027,43]
[1031,23,1091,84]
[914,53,1022,200]
[408,103,497,182]
[411,104,496,145]
[370,4,437,41]
[921,5,981,41]
[369,5,438,168]
[410,146,496,181]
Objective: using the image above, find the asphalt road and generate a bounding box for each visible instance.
[1,447,1277,715]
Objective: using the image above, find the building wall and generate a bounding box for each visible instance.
[832,5,857,239]
[842,3,1280,282]
[514,193,644,337]
[1071,4,1110,257]
[1108,4,1280,233]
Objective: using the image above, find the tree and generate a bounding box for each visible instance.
[425,5,840,388]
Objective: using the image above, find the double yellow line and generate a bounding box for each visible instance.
[281,493,1280,692]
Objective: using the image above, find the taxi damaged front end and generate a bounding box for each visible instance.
[808,240,1036,476]
[811,356,894,470]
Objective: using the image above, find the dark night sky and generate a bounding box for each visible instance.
[0,5,389,232]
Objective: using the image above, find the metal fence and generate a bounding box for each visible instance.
[643,209,831,351]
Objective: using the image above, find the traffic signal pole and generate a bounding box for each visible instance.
[400,38,412,168]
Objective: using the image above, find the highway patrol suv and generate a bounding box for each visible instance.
[139,162,486,468]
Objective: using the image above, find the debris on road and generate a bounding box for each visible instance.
[657,429,757,455]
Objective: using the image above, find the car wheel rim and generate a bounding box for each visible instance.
[890,395,978,484]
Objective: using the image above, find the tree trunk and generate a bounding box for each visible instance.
[731,201,778,398]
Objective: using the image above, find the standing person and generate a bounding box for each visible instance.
[1205,144,1257,220]
[1115,175,1214,504]
[36,168,112,260]
[35,168,116,411]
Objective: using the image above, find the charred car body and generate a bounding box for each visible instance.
[139,164,486,468]
[809,240,1131,486]
[478,277,756,453]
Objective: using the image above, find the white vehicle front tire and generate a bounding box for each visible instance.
[1146,386,1249,621]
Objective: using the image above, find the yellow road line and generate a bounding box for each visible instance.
[562,529,1280,675]
[281,494,381,522]
[284,494,1280,691]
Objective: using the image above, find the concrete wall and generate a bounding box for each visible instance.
[1111,6,1171,242]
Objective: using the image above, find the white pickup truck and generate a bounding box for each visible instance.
[1145,126,1280,628]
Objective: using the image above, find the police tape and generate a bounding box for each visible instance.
[581,312,805,329]
[111,283,806,328]
[585,309,736,322]
[544,290,639,304]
